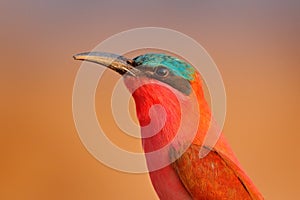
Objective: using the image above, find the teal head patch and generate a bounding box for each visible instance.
[133,53,195,81]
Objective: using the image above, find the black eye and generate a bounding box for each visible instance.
[154,66,169,77]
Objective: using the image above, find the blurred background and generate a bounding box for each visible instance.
[1,0,299,199]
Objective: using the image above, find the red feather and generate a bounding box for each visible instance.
[124,72,264,200]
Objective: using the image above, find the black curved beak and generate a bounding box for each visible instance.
[73,52,139,76]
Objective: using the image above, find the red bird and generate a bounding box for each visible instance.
[74,52,264,200]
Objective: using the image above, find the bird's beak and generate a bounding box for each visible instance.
[73,52,139,76]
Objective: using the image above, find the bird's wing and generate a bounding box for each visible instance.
[213,135,264,200]
[171,141,264,200]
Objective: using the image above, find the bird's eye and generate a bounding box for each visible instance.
[154,66,169,77]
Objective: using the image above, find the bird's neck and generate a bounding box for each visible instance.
[129,78,211,155]
[127,77,212,193]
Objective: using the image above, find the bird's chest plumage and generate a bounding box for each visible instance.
[131,81,257,200]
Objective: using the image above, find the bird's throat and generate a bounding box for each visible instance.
[125,76,210,153]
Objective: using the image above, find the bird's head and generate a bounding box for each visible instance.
[73,52,210,151]
[73,52,203,97]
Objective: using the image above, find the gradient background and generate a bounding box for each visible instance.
[1,0,300,199]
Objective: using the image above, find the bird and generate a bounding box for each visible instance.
[73,52,264,200]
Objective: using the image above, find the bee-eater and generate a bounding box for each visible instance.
[73,52,264,200]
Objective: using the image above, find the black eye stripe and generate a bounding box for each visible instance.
[133,64,191,95]
[154,66,169,77]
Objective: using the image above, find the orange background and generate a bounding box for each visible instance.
[1,1,300,199]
